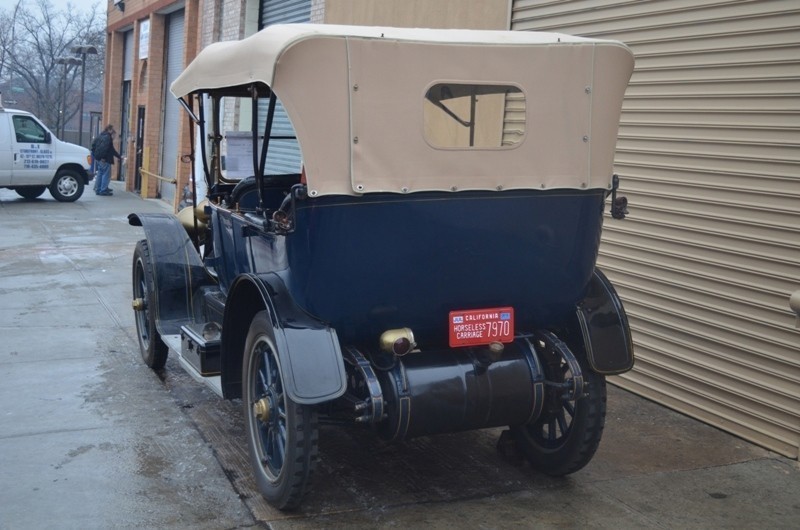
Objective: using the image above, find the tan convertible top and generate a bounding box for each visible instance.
[172,24,634,197]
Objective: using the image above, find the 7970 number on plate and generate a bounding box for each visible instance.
[448,307,514,348]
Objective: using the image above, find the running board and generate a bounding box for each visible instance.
[162,334,223,398]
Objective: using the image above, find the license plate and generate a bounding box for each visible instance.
[448,307,515,348]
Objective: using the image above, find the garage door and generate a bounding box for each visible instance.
[511,0,800,458]
[160,9,185,204]
[258,0,311,173]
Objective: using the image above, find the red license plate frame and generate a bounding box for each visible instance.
[448,307,515,348]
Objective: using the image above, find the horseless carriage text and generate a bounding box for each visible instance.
[130,24,635,510]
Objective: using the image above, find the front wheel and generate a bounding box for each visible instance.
[49,169,84,202]
[243,311,318,510]
[132,239,168,369]
[512,331,606,475]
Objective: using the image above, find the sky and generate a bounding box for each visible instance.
[44,0,106,16]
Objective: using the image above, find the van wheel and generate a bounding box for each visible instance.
[50,169,84,202]
[15,186,47,199]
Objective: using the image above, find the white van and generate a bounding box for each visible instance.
[0,98,92,202]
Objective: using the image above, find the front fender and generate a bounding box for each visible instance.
[221,273,347,405]
[128,212,209,335]
[57,163,90,184]
[573,268,635,375]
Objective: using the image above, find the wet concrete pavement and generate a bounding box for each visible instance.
[1,183,798,529]
[0,184,253,529]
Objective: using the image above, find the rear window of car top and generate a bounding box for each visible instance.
[423,83,525,150]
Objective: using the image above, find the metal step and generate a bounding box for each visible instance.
[163,334,223,397]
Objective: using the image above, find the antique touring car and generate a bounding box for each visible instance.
[130,24,635,510]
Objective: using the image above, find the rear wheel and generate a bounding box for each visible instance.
[132,239,168,369]
[243,311,318,510]
[512,331,606,475]
[15,186,47,199]
[49,169,84,202]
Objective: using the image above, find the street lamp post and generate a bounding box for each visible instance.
[71,45,98,147]
[55,56,82,138]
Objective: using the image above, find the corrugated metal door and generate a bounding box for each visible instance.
[511,0,800,458]
[123,30,134,81]
[160,10,185,203]
[260,0,311,24]
[503,91,526,147]
[120,30,134,180]
[258,0,311,173]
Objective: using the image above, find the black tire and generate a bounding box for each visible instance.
[243,311,318,510]
[49,169,84,202]
[132,239,168,369]
[15,186,47,199]
[512,332,606,475]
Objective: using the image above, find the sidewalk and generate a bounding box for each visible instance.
[0,182,254,529]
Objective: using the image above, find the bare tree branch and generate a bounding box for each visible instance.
[0,0,104,137]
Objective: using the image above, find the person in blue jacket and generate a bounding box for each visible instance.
[91,125,125,196]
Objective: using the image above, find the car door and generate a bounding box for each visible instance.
[0,114,13,185]
[10,114,55,185]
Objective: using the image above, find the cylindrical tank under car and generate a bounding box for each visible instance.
[376,340,544,441]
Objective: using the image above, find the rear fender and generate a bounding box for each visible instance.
[128,213,209,335]
[573,268,634,375]
[221,273,347,404]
